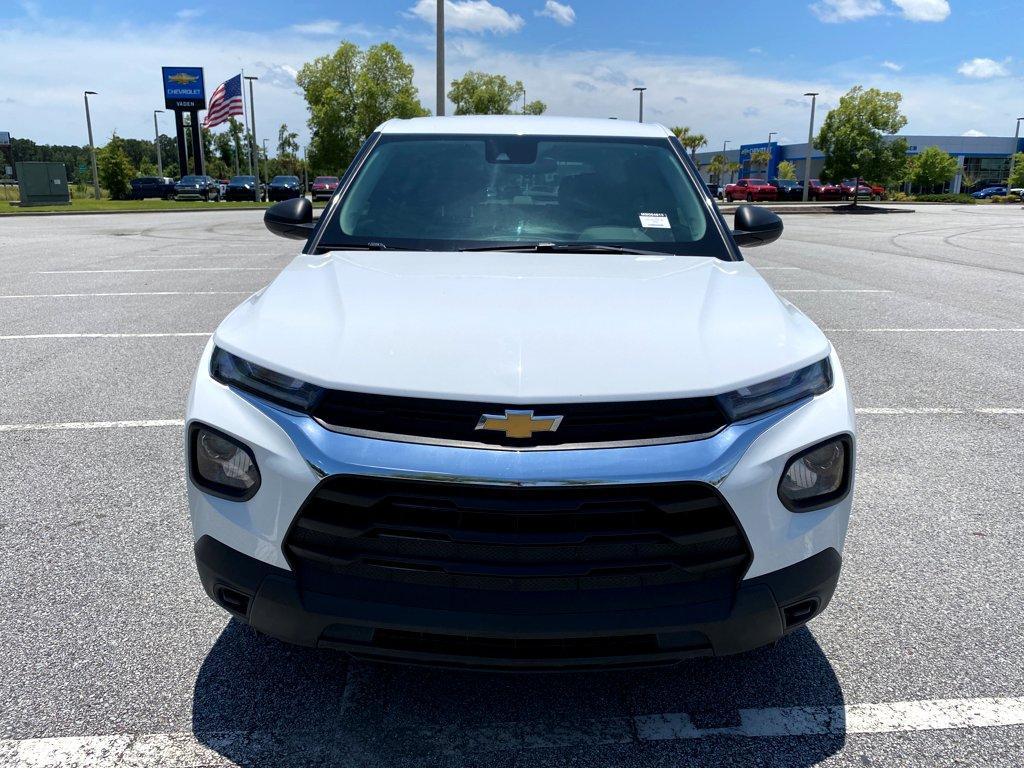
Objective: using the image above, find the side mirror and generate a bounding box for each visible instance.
[732,205,783,248]
[264,197,315,240]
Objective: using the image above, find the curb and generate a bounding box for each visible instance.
[718,203,915,215]
[0,205,279,218]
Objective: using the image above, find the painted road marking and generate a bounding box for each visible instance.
[779,289,893,294]
[2,697,1023,766]
[36,267,277,274]
[1,410,1021,433]
[828,327,1024,332]
[0,291,250,299]
[0,420,184,433]
[0,333,209,340]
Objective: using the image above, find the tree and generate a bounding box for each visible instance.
[749,149,772,177]
[1008,152,1024,189]
[671,126,708,157]
[448,71,530,115]
[297,41,428,174]
[706,153,731,184]
[277,123,299,158]
[97,133,135,199]
[524,99,547,115]
[907,146,959,192]
[776,160,797,181]
[816,86,909,204]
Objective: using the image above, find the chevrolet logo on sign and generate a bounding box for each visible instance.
[476,409,563,439]
[168,72,200,85]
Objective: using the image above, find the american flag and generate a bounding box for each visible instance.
[202,74,244,129]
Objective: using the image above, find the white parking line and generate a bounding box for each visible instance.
[779,289,892,294]
[0,333,210,340]
[828,328,1024,332]
[1,696,1022,765]
[0,410,1020,433]
[36,267,277,274]
[0,291,250,299]
[0,420,184,432]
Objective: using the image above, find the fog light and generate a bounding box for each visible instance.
[189,424,260,500]
[778,436,850,511]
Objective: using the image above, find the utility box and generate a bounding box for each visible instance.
[15,162,71,206]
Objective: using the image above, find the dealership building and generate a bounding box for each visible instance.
[693,134,1024,193]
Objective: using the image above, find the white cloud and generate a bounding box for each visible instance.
[175,8,204,20]
[962,129,987,137]
[891,0,949,21]
[957,57,1009,79]
[408,0,524,34]
[290,20,341,35]
[881,60,902,71]
[810,0,884,23]
[748,47,763,54]
[536,1,575,26]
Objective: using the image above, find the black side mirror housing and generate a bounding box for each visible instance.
[732,204,784,248]
[264,197,315,240]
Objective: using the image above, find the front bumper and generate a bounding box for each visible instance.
[186,341,855,667]
[196,534,841,669]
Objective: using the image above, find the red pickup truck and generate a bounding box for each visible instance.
[724,179,778,202]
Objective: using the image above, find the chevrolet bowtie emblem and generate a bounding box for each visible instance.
[476,409,563,439]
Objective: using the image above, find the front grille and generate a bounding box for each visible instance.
[310,391,727,448]
[284,477,751,593]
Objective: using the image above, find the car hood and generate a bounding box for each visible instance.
[214,251,830,402]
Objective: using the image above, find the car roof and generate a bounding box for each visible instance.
[376,115,673,139]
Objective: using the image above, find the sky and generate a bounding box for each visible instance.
[1,0,1022,154]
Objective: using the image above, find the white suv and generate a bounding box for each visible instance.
[186,116,855,670]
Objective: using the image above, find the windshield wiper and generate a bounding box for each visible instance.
[316,242,390,252]
[459,242,667,255]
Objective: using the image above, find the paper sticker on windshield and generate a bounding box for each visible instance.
[638,212,670,229]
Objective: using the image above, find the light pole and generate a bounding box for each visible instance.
[153,110,164,177]
[84,91,100,199]
[436,0,445,116]
[1008,116,1023,191]
[244,76,261,195]
[633,86,647,123]
[802,93,818,202]
[721,140,730,185]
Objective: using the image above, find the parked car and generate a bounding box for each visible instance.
[768,178,804,201]
[224,175,263,202]
[724,178,778,202]
[130,176,176,200]
[971,186,1007,199]
[839,179,875,200]
[705,182,720,198]
[174,175,221,201]
[310,175,340,200]
[804,179,842,201]
[217,179,230,197]
[863,181,887,200]
[188,115,855,669]
[267,175,303,202]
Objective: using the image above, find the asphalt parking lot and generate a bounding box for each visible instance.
[1,205,1023,766]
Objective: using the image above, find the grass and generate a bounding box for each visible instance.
[0,196,327,215]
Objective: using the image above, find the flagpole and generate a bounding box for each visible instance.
[240,68,253,176]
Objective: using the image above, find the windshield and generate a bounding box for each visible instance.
[272,176,298,183]
[319,134,725,256]
[230,176,255,184]
[314,177,338,183]
[179,176,202,184]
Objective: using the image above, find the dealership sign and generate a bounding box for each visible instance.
[0,131,10,146]
[161,67,206,110]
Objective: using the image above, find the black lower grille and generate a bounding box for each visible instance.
[284,477,751,593]
[310,390,727,448]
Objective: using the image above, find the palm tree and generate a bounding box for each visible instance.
[749,149,772,178]
[670,126,709,158]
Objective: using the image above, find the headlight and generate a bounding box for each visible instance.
[189,424,260,500]
[778,435,851,511]
[210,346,324,411]
[717,358,832,421]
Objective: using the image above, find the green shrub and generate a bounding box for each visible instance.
[989,194,1022,204]
[911,193,976,204]
[888,191,912,202]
